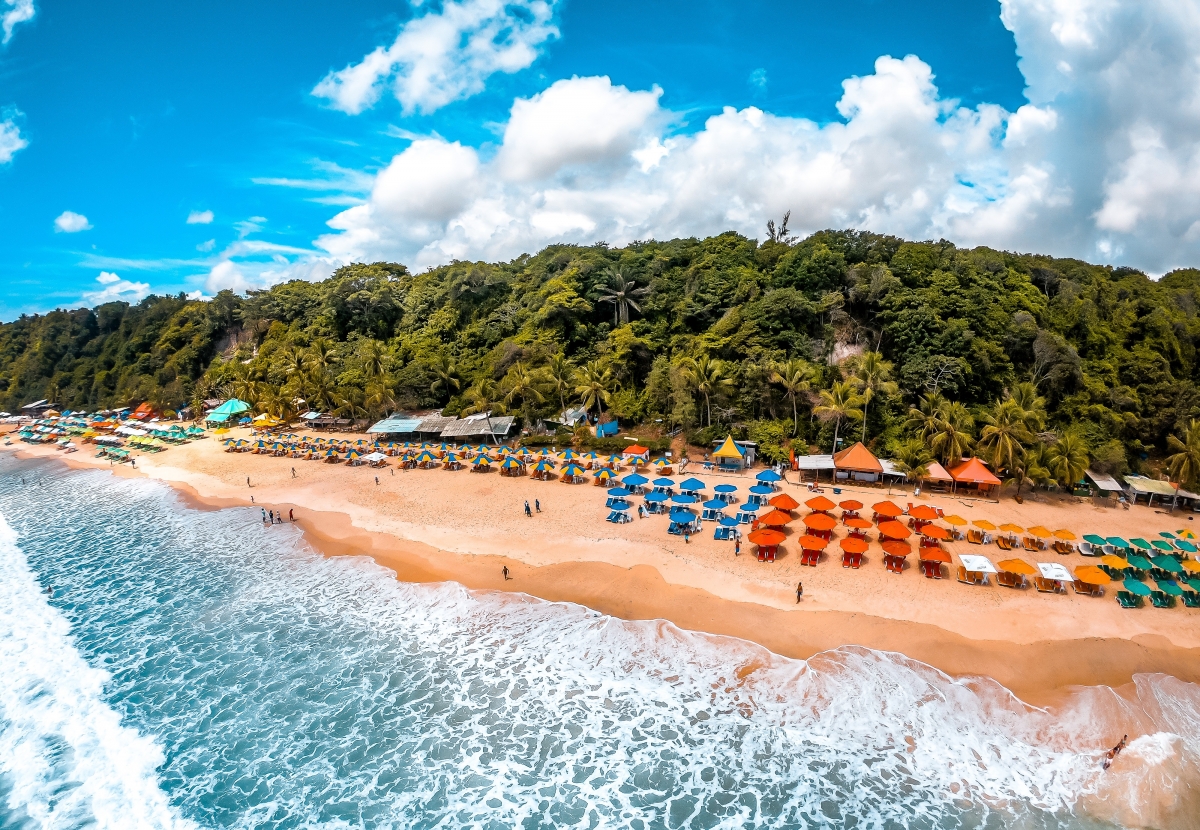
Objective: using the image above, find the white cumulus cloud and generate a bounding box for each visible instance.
[0,113,26,163]
[298,0,1200,276]
[186,209,214,224]
[82,272,150,305]
[54,210,91,233]
[312,0,559,115]
[2,0,34,44]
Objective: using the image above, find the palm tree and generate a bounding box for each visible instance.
[684,355,734,427]
[930,402,975,468]
[429,355,460,401]
[850,351,897,442]
[359,339,387,382]
[1047,431,1090,491]
[503,362,545,424]
[906,393,946,444]
[813,380,864,453]
[769,358,812,436]
[1008,381,1047,431]
[597,266,650,326]
[977,399,1035,476]
[1005,446,1052,501]
[544,353,575,413]
[364,382,397,421]
[307,339,337,375]
[574,361,613,416]
[279,344,308,381]
[891,438,933,486]
[1167,419,1200,510]
[461,379,506,443]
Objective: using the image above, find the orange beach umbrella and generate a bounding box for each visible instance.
[943,514,967,526]
[748,528,786,546]
[805,495,836,512]
[769,493,801,511]
[798,534,828,550]
[919,548,952,563]
[877,520,911,540]
[881,540,911,557]
[759,509,795,527]
[1053,529,1077,541]
[839,499,864,511]
[1074,565,1111,585]
[840,537,868,554]
[920,524,950,541]
[909,505,939,521]
[997,558,1037,575]
[802,512,836,532]
[1027,526,1052,538]
[973,519,997,531]
[844,516,873,530]
[873,501,903,517]
[999,523,1024,534]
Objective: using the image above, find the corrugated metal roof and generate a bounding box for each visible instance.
[416,414,456,433]
[440,416,515,438]
[1085,469,1124,492]
[1123,475,1197,499]
[794,454,835,470]
[367,416,423,434]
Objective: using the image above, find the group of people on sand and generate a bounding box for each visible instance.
[261,507,293,525]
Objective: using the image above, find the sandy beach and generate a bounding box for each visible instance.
[7,428,1200,705]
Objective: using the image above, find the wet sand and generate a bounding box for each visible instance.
[7,430,1200,706]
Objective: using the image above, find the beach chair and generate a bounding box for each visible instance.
[1149,591,1175,609]
[1022,537,1039,552]
[956,566,972,584]
[1034,577,1061,594]
[1116,591,1142,609]
[996,536,1012,551]
[802,550,820,566]
[1182,590,1200,608]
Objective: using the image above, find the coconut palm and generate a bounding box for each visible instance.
[769,358,812,436]
[307,339,337,375]
[1008,381,1047,431]
[1167,419,1200,509]
[906,393,946,444]
[597,266,650,326]
[575,361,613,416]
[429,355,461,401]
[359,339,387,382]
[544,353,575,413]
[462,379,506,443]
[930,401,975,468]
[813,380,864,453]
[850,351,897,441]
[1005,446,1052,500]
[684,355,734,427]
[891,437,933,485]
[1047,430,1090,491]
[503,362,544,424]
[977,399,1035,475]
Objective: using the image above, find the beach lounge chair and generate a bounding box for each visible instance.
[1150,591,1175,609]
[1072,579,1102,597]
[996,536,1012,551]
[1116,591,1142,609]
[956,566,972,584]
[996,571,1017,588]
[801,550,820,566]
[1034,577,1063,594]
[1182,591,1200,608]
[1078,542,1094,556]
[1022,537,1040,552]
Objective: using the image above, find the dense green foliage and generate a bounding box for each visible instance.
[7,229,1200,484]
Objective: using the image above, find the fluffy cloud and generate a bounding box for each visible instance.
[298,0,1200,276]
[2,0,33,44]
[312,0,559,115]
[186,209,214,224]
[0,114,26,163]
[82,272,150,305]
[54,210,91,233]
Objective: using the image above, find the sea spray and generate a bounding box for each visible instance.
[1,455,1198,829]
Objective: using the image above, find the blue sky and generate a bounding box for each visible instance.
[1,0,1198,319]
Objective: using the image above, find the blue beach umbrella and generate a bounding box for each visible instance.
[653,477,676,487]
[719,516,741,527]
[669,509,696,524]
[644,491,668,503]
[702,499,727,511]
[713,484,737,494]
[756,470,782,482]
[622,473,649,487]
[749,484,775,495]
[607,487,633,498]
[679,478,706,492]
[609,502,630,511]
[670,493,697,505]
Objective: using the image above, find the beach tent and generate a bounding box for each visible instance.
[713,435,745,469]
[832,441,884,483]
[948,458,1002,494]
[206,399,250,424]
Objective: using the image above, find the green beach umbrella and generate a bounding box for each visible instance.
[1152,555,1183,573]
[1129,538,1153,551]
[1188,578,1200,593]
[1107,536,1130,549]
[1155,580,1184,596]
[1159,531,1177,539]
[1122,578,1152,596]
[1177,541,1198,553]
[1083,534,1108,546]
[1126,554,1154,570]
[1151,540,1176,552]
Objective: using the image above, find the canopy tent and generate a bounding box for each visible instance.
[949,457,1002,492]
[713,435,746,467]
[832,442,883,482]
[924,461,954,483]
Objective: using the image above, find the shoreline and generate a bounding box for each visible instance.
[6,437,1200,706]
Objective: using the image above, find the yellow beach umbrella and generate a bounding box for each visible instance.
[1074,565,1111,585]
[1027,526,1052,538]
[943,515,967,526]
[1179,529,1198,540]
[1053,529,1077,541]
[997,558,1037,575]
[1181,559,1200,573]
[972,519,996,531]
[999,523,1024,533]
[1100,555,1130,570]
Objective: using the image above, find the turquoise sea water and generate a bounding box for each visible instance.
[0,456,1198,830]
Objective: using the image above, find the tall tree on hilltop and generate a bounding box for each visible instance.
[769,358,813,436]
[597,265,650,326]
[814,380,864,453]
[849,351,897,442]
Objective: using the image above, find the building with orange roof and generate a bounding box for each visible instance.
[949,457,1002,495]
[832,441,884,483]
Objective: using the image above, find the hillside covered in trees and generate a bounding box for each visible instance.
[6,227,1200,489]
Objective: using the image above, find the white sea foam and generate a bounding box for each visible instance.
[0,514,194,830]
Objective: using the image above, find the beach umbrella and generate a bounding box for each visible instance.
[756,470,782,482]
[881,540,911,557]
[415,450,436,463]
[805,495,836,512]
[943,515,967,527]
[844,516,873,530]
[759,509,795,527]
[609,502,630,511]
[471,455,491,466]
[1189,578,1200,592]
[500,457,523,470]
[748,528,786,545]
[533,459,555,472]
[1151,540,1176,552]
[801,512,834,531]
[1075,565,1111,585]
[653,477,676,487]
[736,501,759,514]
[999,523,1024,534]
[714,484,738,494]
[1027,526,1052,538]
[1129,538,1153,551]
[719,516,741,528]
[1177,541,1198,553]
[920,525,950,541]
[608,487,633,498]
[559,449,579,461]
[651,457,671,467]
[1159,531,1178,539]
[1156,579,1184,596]
[515,447,532,457]
[972,519,997,531]
[920,548,952,563]
[1053,529,1077,541]
[606,454,624,466]
[909,505,939,521]
[644,491,668,503]
[840,537,868,554]
[1182,559,1200,573]
[561,463,586,477]
[1101,555,1131,570]
[1122,578,1152,597]
[798,534,827,550]
[702,499,727,511]
[670,493,697,505]
[679,477,706,492]
[873,501,903,517]
[877,520,911,540]
[444,452,461,462]
[669,509,696,524]
[839,499,864,511]
[1179,529,1198,540]
[622,473,648,487]
[1152,555,1183,574]
[1083,534,1108,547]
[748,484,775,496]
[770,493,801,511]
[1107,536,1130,550]
[997,558,1037,575]
[1126,554,1154,570]
[593,468,614,481]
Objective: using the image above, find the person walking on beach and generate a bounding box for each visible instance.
[684,529,690,544]
[247,476,251,488]
[289,509,294,522]
[291,467,296,478]
[375,476,379,485]
[535,498,541,513]
[502,565,511,580]
[269,509,274,524]
[796,581,804,603]
[261,508,267,524]
[1103,735,1128,770]
[735,538,741,556]
[524,500,532,517]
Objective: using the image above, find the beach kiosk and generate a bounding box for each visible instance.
[712,435,746,470]
[623,444,650,466]
[949,457,1002,496]
[832,442,884,484]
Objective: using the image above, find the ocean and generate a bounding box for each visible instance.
[0,455,1197,830]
